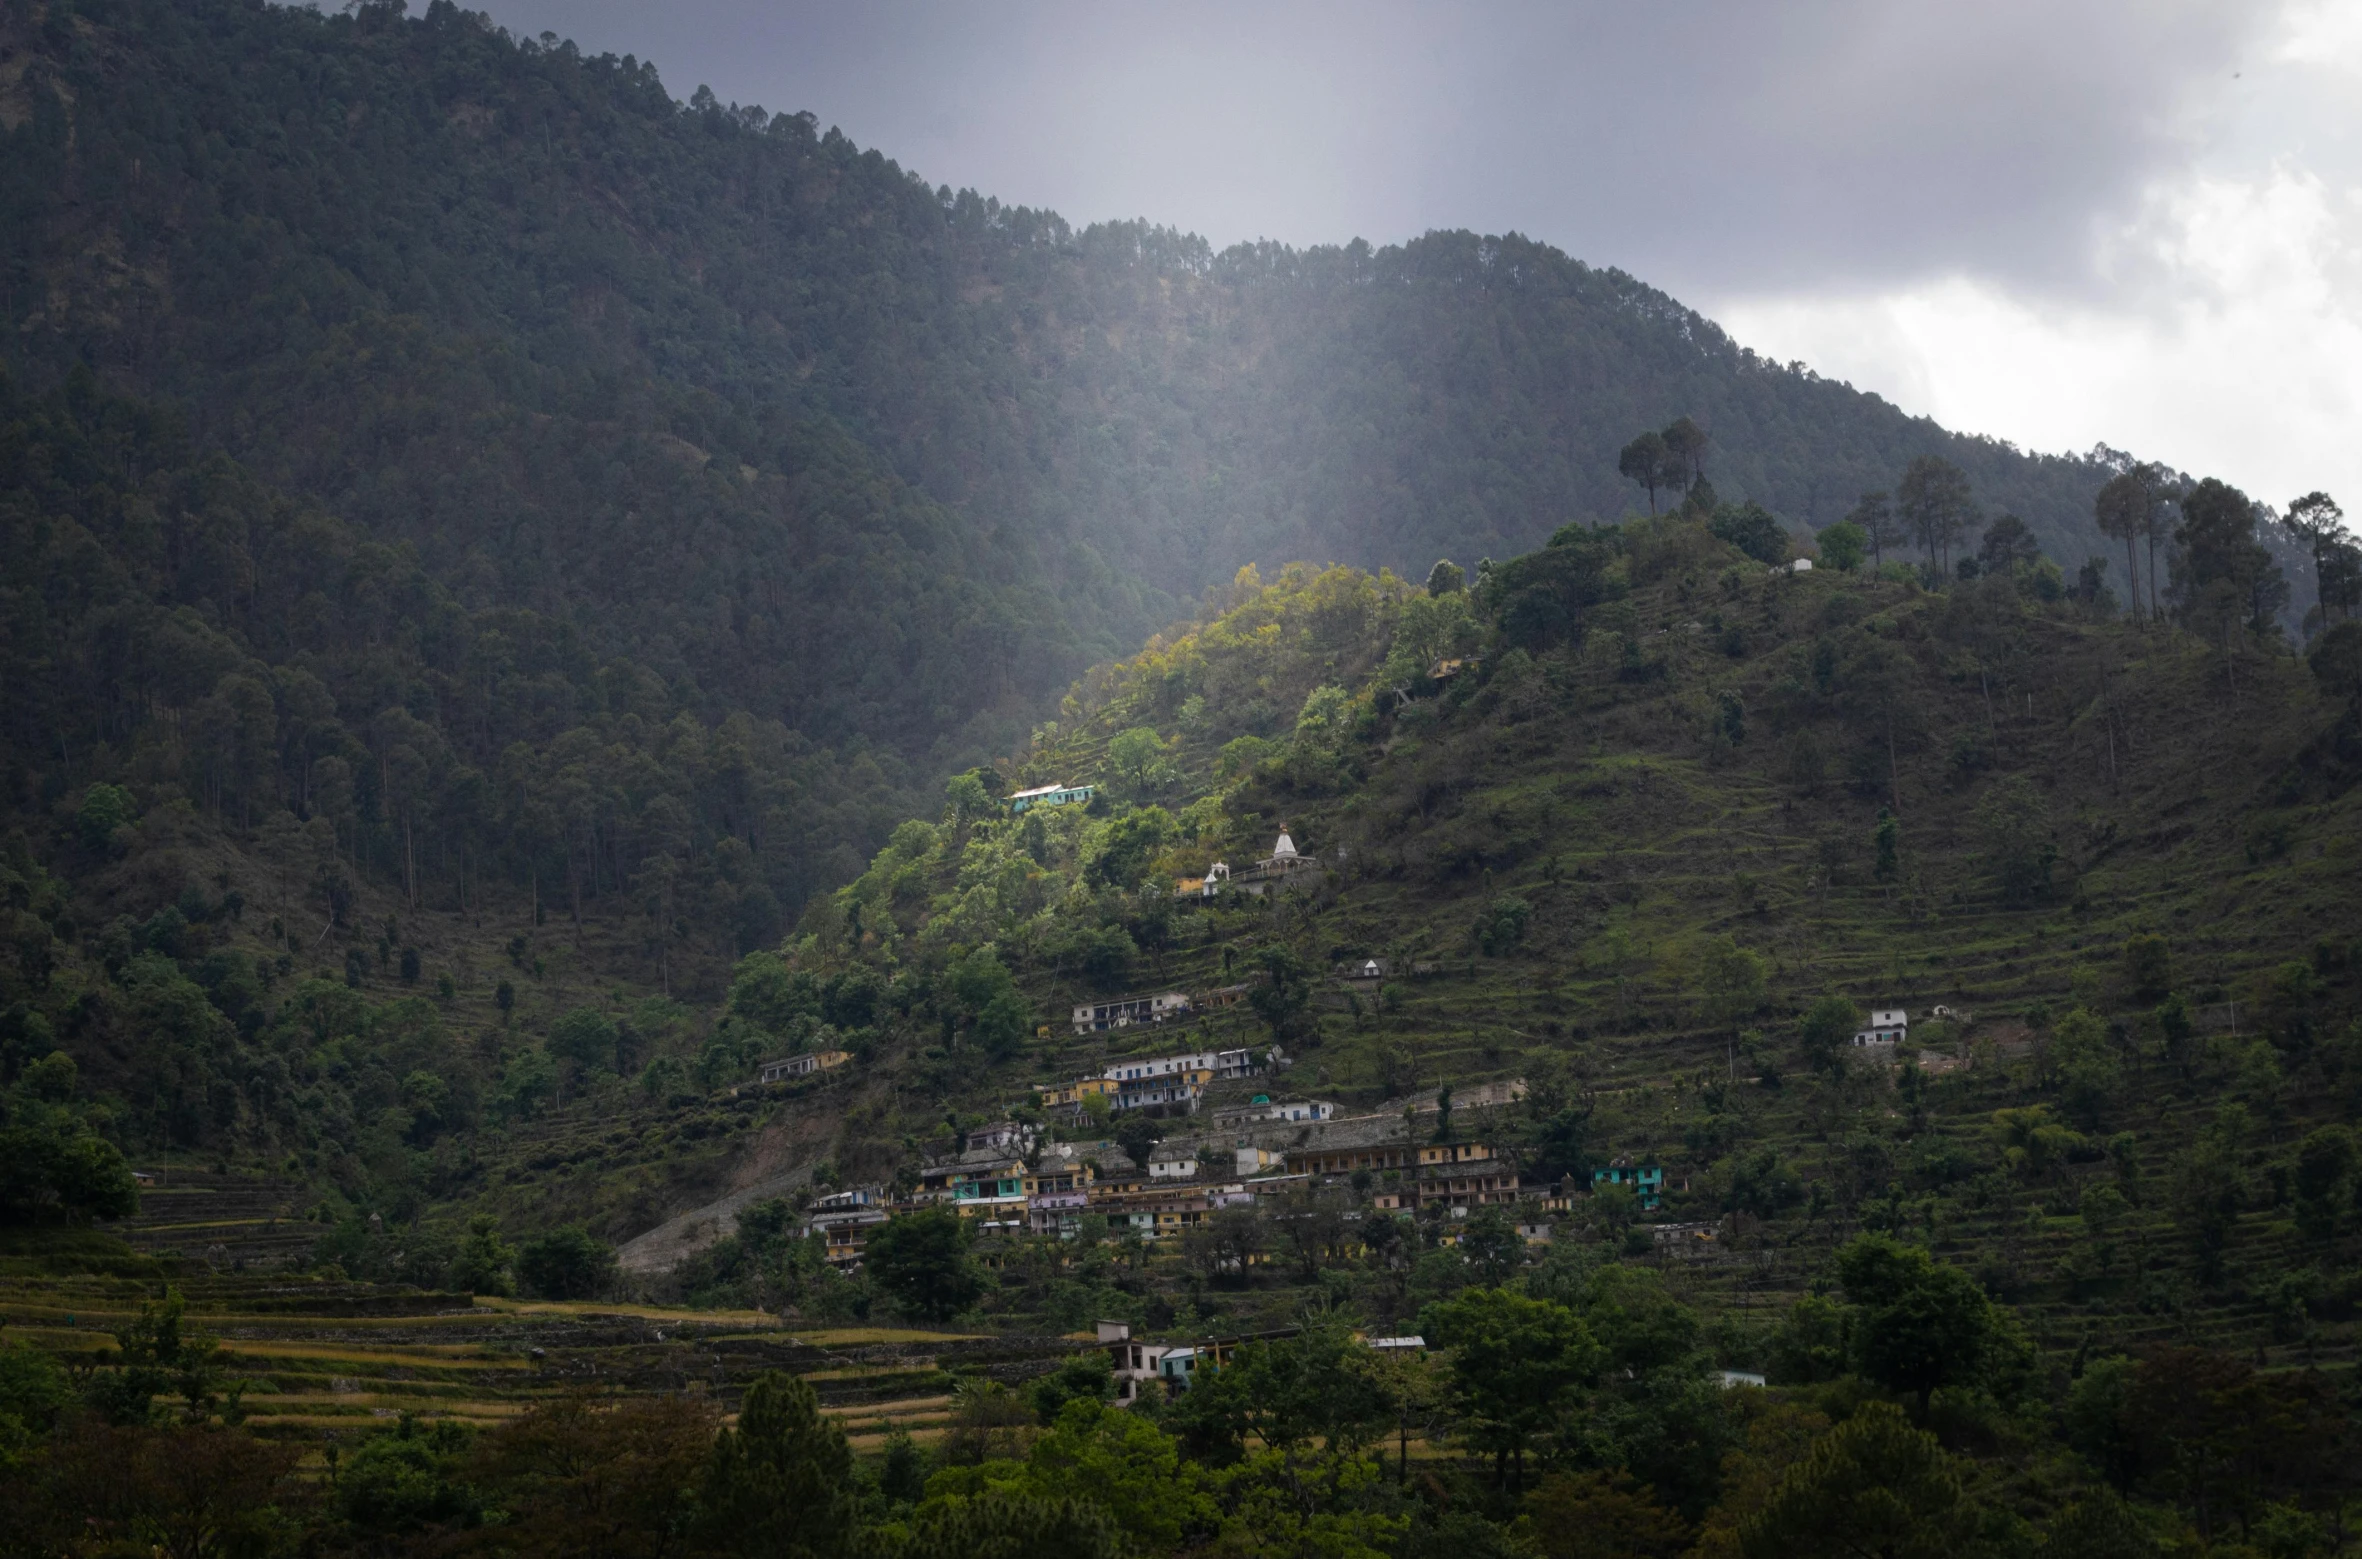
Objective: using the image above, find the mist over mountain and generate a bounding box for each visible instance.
[5,0,2121,719]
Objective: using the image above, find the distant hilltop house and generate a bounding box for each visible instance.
[1072,991,1192,1034]
[758,1049,851,1084]
[1852,1007,1909,1047]
[1007,782,1095,814]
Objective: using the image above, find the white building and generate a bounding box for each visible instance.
[1072,992,1192,1034]
[1852,1007,1908,1046]
[1213,1096,1335,1125]
[1148,1151,1199,1180]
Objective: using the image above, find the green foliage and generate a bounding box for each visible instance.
[0,1339,72,1469]
[547,1009,620,1077]
[1107,728,1176,792]
[2120,935,2172,1001]
[1697,936,1769,1029]
[84,1287,232,1427]
[902,1488,1121,1559]
[516,1225,615,1301]
[449,1215,516,1298]
[731,953,823,1038]
[865,1209,984,1322]
[1029,1352,1116,1426]
[1797,995,1856,1075]
[1738,1402,1975,1559]
[1114,1114,1166,1171]
[1765,1295,1849,1386]
[0,1120,139,1226]
[1815,521,1867,572]
[1086,809,1173,889]
[2308,619,2362,707]
[1975,774,2056,904]
[2291,1125,2356,1241]
[2174,478,2289,640]
[1481,526,1625,651]
[1246,944,1315,1046]
[73,784,137,853]
[1421,1287,1600,1480]
[2050,1008,2120,1128]
[1473,896,1531,957]
[699,1372,861,1559]
[1710,503,1790,566]
[1835,1235,2023,1413]
[338,1415,481,1534]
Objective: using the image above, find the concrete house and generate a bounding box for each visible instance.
[966,1120,1032,1153]
[1852,1007,1909,1047]
[1071,991,1192,1033]
[1007,783,1095,813]
[1593,1157,1666,1210]
[759,1049,851,1084]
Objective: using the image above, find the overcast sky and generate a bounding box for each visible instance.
[474,0,2362,512]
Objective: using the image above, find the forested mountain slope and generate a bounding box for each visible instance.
[691,518,2362,1354]
[4,0,2129,663]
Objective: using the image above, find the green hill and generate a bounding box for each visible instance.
[7,461,2359,1555]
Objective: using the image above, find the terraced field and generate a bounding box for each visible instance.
[2,1174,1090,1458]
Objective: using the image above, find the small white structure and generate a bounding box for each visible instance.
[1789,557,1813,573]
[1365,1336,1426,1353]
[1148,1151,1200,1180]
[1719,1370,1769,1389]
[1852,1007,1908,1047]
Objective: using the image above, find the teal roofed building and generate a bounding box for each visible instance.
[1593,1157,1665,1210]
[1008,782,1095,813]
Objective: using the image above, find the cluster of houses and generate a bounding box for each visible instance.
[798,1098,1680,1270]
[801,997,1944,1269]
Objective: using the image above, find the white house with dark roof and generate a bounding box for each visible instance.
[1852,1007,1908,1046]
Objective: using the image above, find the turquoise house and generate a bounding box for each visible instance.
[1008,783,1095,814]
[1593,1158,1665,1210]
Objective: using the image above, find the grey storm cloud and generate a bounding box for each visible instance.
[471,0,2277,297]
